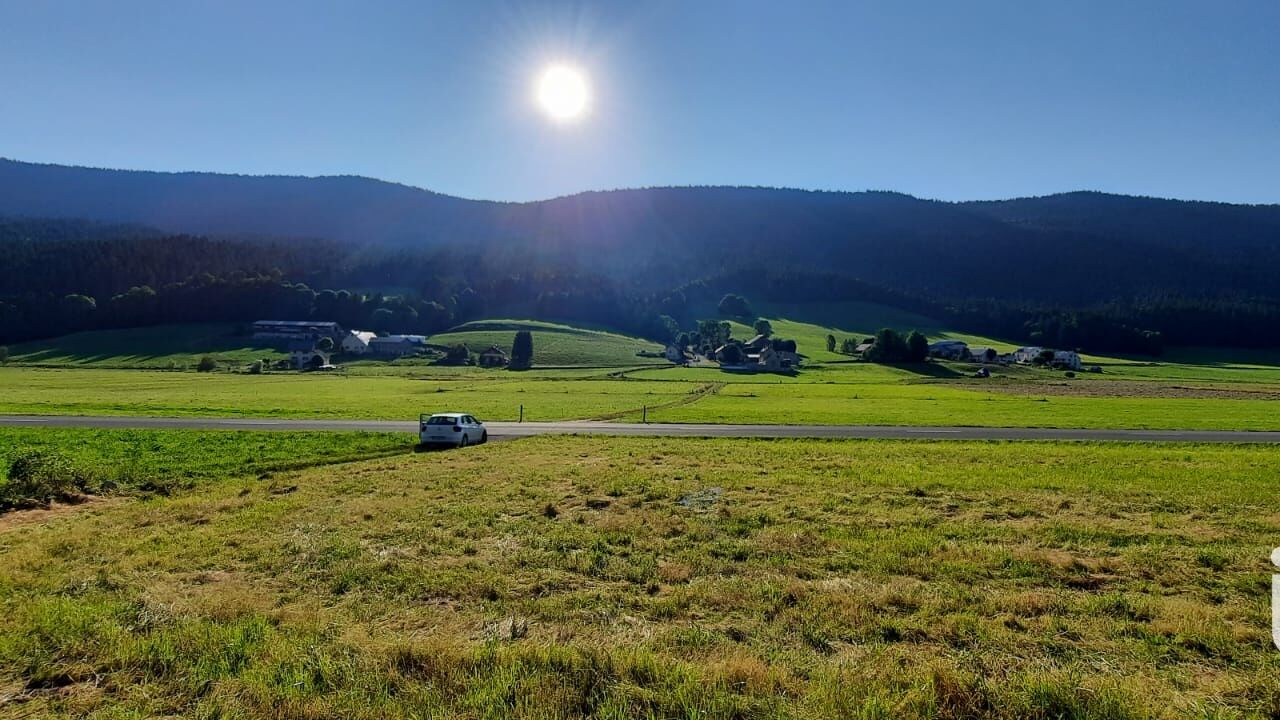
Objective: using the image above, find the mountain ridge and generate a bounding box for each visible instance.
[2,157,1278,306]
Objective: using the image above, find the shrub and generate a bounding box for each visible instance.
[2,450,91,509]
[196,356,218,372]
[443,344,471,365]
[248,360,263,374]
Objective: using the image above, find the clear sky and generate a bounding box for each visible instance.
[1,1,1277,203]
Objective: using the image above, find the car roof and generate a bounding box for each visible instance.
[429,412,466,417]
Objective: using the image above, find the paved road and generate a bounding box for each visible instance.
[2,415,1279,443]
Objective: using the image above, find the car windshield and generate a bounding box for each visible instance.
[425,416,458,425]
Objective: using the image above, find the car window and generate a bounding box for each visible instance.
[465,416,476,424]
[426,416,456,425]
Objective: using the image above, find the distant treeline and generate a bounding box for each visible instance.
[2,217,1279,354]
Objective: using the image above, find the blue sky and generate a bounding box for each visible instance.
[1,1,1277,203]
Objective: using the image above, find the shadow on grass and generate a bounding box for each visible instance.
[891,362,965,379]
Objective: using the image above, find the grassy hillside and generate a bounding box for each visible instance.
[2,435,1276,717]
[6,324,284,369]
[426,319,667,367]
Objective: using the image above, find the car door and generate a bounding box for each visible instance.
[463,416,478,442]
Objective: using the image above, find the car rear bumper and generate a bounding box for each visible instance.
[419,433,463,446]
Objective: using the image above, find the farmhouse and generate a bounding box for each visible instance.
[369,334,427,357]
[969,347,998,363]
[478,345,509,368]
[665,344,687,364]
[341,330,377,354]
[252,320,343,342]
[1013,346,1044,364]
[288,340,331,369]
[928,340,969,360]
[746,344,783,372]
[1053,350,1083,370]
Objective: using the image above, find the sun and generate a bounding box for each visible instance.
[536,65,589,121]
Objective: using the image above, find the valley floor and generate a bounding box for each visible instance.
[2,433,1278,718]
[3,359,1280,431]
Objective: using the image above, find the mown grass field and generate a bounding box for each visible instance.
[2,435,1278,718]
[4,362,1280,430]
[0,367,707,422]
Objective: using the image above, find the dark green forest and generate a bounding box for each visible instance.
[3,215,1278,354]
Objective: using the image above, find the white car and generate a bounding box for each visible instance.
[419,412,487,448]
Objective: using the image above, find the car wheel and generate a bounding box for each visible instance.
[480,431,488,444]
[458,434,468,448]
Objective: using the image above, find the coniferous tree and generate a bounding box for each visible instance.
[511,330,534,369]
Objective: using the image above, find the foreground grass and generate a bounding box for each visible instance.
[0,427,411,499]
[2,436,1278,718]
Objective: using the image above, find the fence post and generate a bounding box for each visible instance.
[519,404,524,423]
[643,405,647,423]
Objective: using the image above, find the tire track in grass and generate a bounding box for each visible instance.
[589,382,725,421]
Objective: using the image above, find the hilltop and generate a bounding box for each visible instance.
[2,159,1279,353]
[3,158,1278,304]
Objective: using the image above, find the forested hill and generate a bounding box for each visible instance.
[3,158,1278,306]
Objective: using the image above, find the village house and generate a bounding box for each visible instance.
[748,344,783,372]
[288,340,331,370]
[369,334,427,357]
[1053,350,1083,370]
[1013,346,1045,364]
[928,340,970,360]
[969,347,998,363]
[715,339,789,373]
[341,330,377,354]
[478,345,509,368]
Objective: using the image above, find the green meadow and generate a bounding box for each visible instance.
[2,310,1279,430]
[3,360,1280,430]
[0,427,411,505]
[2,434,1279,718]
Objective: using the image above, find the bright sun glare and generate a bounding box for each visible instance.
[536,65,589,121]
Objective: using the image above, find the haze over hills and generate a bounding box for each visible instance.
[3,157,1278,306]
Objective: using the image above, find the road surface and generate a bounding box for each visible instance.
[1,415,1278,443]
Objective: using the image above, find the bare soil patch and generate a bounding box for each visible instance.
[0,495,121,531]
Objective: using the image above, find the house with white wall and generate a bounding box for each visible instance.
[341,330,377,354]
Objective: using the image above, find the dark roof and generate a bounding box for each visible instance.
[255,320,340,328]
[287,340,317,351]
[481,345,508,356]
